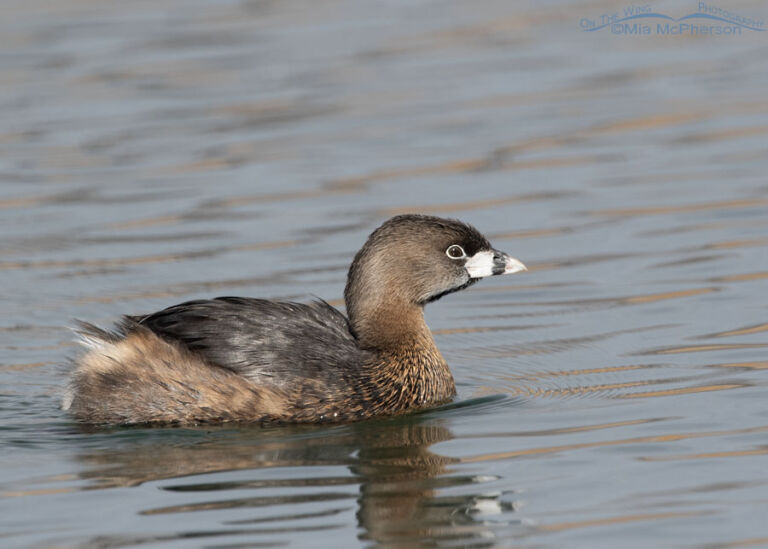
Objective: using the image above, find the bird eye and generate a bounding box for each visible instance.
[446,245,466,259]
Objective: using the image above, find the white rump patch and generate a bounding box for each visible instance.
[72,328,109,351]
[61,390,74,410]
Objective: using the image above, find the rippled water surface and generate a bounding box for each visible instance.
[2,1,768,547]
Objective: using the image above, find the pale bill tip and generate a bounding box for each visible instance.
[504,256,527,274]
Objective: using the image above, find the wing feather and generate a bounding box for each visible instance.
[131,297,366,390]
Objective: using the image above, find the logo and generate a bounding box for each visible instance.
[580,2,765,36]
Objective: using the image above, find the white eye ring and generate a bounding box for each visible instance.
[446,245,466,259]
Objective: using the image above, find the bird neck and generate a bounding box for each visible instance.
[347,296,456,408]
[347,294,431,350]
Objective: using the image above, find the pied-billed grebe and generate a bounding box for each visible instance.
[63,214,526,425]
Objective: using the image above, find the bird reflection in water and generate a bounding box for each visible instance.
[74,417,518,547]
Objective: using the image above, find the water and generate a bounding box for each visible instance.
[2,0,768,547]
